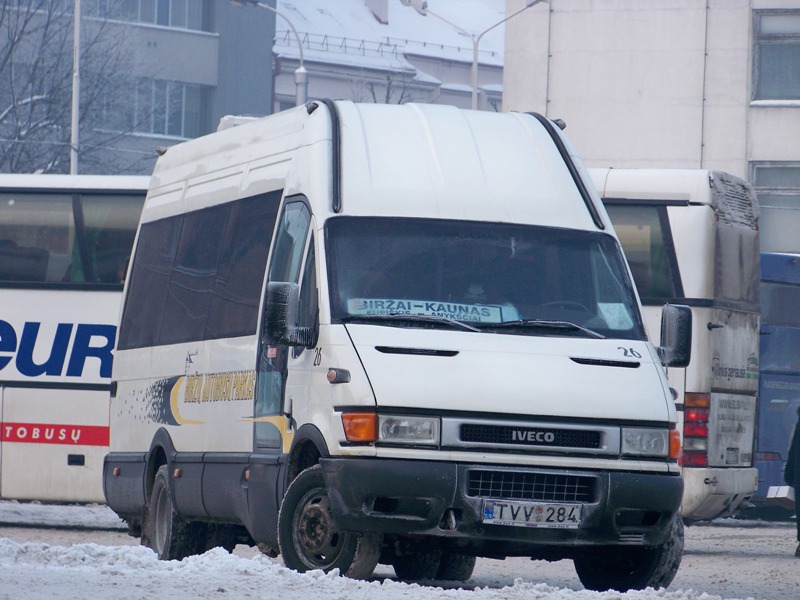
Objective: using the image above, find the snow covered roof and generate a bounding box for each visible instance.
[274,0,506,70]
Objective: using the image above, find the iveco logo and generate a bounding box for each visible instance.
[512,430,556,443]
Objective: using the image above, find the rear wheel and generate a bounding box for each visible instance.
[278,465,381,579]
[143,465,205,560]
[436,552,476,582]
[573,514,684,592]
[392,546,442,581]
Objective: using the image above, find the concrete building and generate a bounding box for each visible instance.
[3,1,514,176]
[0,1,275,175]
[503,0,800,253]
[3,1,519,175]
[90,0,275,175]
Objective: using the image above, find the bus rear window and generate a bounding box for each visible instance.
[0,191,144,286]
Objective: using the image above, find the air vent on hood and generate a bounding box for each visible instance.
[375,346,458,357]
[570,357,640,368]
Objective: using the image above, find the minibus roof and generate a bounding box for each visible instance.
[146,101,608,232]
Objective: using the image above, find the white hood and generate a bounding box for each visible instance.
[345,324,672,423]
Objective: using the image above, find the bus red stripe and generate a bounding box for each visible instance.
[0,422,109,446]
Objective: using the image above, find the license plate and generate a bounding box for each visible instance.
[482,499,582,529]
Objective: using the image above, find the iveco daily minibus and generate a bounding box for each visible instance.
[104,101,691,592]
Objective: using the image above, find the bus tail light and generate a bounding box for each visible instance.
[682,393,710,467]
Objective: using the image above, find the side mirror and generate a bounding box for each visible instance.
[263,281,316,348]
[658,304,692,368]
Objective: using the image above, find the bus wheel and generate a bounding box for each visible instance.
[436,552,476,582]
[392,545,442,581]
[573,514,684,592]
[278,465,381,579]
[144,465,204,560]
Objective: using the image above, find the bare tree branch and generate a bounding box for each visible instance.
[0,1,139,173]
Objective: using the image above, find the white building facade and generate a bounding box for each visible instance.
[503,0,800,253]
[271,0,506,113]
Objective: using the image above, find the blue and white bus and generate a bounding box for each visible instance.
[0,174,147,502]
[754,252,800,509]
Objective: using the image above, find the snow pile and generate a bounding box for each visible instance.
[0,537,744,600]
[0,501,763,599]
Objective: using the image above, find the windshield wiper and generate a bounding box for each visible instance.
[485,319,606,339]
[341,313,481,333]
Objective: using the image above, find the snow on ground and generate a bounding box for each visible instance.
[0,500,782,600]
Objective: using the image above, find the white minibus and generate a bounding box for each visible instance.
[104,102,691,591]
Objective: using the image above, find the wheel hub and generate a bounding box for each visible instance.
[296,494,341,557]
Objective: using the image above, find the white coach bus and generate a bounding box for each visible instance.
[0,174,147,502]
[590,168,760,522]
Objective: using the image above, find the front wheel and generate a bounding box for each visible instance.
[573,514,684,592]
[278,465,381,579]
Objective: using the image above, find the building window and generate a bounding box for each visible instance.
[86,0,205,31]
[753,11,800,100]
[751,163,800,253]
[101,78,205,139]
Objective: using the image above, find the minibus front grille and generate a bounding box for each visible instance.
[460,423,602,449]
[467,469,597,503]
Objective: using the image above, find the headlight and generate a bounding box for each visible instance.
[378,415,440,446]
[621,427,669,457]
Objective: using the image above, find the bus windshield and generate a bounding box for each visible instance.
[0,190,144,287]
[325,217,645,340]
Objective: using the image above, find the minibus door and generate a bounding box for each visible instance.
[254,199,313,452]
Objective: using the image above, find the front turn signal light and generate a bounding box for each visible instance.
[341,412,377,442]
[669,429,681,461]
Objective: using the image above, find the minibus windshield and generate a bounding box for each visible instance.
[326,217,645,341]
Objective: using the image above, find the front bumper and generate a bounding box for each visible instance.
[320,457,682,555]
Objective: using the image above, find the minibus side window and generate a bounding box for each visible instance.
[293,237,317,358]
[118,190,280,350]
[266,202,311,283]
[205,196,280,339]
[118,217,180,349]
[160,204,228,344]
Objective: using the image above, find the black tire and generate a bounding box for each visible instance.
[392,546,442,581]
[573,515,684,592]
[202,524,237,553]
[143,465,205,560]
[436,552,476,582]
[278,465,381,579]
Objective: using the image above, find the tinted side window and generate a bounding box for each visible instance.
[118,191,280,350]
[118,217,181,349]
[207,196,280,338]
[160,204,228,345]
